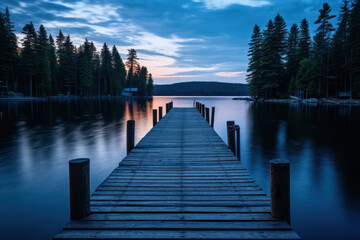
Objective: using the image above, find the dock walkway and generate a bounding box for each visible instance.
[54,107,300,239]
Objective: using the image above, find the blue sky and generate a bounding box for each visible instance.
[1,0,341,84]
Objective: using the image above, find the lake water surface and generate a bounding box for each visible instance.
[0,96,359,240]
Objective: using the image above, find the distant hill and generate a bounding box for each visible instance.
[154,82,249,96]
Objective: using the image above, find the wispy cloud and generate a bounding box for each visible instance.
[43,0,122,23]
[215,71,246,77]
[193,0,271,9]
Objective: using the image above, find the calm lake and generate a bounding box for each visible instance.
[0,96,359,240]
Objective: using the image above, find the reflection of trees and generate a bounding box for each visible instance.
[248,102,360,207]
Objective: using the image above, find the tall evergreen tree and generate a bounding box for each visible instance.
[21,22,37,97]
[349,0,360,98]
[314,3,336,97]
[246,25,262,97]
[48,35,58,95]
[273,13,288,96]
[298,19,311,60]
[77,39,95,96]
[332,0,351,96]
[286,24,300,95]
[36,25,51,95]
[126,49,139,90]
[101,43,112,95]
[111,45,126,96]
[138,66,148,96]
[0,7,18,91]
[146,73,154,96]
[61,35,76,94]
[258,20,278,98]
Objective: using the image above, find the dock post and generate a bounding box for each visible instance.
[153,109,157,126]
[211,107,215,128]
[205,107,210,123]
[127,120,135,154]
[196,102,199,111]
[69,158,90,220]
[202,104,205,118]
[226,121,235,154]
[166,103,169,113]
[235,125,240,160]
[159,107,163,120]
[270,159,290,224]
[199,103,202,114]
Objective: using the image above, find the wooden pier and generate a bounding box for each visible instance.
[54,107,300,239]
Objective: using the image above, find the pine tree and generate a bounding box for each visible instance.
[332,0,351,97]
[146,73,154,96]
[111,45,126,96]
[56,30,66,93]
[101,43,112,95]
[126,49,139,90]
[273,14,288,96]
[0,7,18,91]
[349,0,360,98]
[286,24,299,95]
[138,66,147,96]
[48,35,58,95]
[258,20,278,98]
[314,3,336,97]
[61,35,76,94]
[298,19,311,61]
[21,22,37,97]
[246,25,262,97]
[295,58,320,97]
[77,39,94,96]
[36,25,51,95]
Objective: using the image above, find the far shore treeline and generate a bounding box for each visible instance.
[0,7,154,97]
[247,0,360,99]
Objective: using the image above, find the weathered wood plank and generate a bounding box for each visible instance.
[53,108,300,240]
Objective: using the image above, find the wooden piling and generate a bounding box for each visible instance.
[166,103,169,113]
[205,107,210,123]
[270,159,290,224]
[226,121,235,154]
[69,158,90,220]
[235,125,240,160]
[127,120,135,154]
[201,104,205,118]
[153,109,157,126]
[159,107,163,120]
[211,107,215,128]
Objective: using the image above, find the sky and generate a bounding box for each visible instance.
[1,0,342,84]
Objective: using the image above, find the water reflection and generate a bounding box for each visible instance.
[0,97,359,240]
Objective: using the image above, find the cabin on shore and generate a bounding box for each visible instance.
[121,88,138,97]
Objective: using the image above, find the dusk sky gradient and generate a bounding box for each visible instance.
[1,0,341,84]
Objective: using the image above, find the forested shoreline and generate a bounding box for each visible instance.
[247,0,360,99]
[0,8,154,97]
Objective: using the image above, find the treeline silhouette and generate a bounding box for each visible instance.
[247,1,360,99]
[0,7,154,97]
[154,82,249,96]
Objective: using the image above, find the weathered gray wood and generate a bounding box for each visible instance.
[211,106,215,128]
[69,158,90,220]
[227,120,235,154]
[54,108,299,240]
[153,109,157,126]
[206,107,210,123]
[158,106,163,120]
[126,120,135,154]
[270,159,290,224]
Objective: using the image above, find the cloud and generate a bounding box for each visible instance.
[215,71,246,77]
[126,32,202,57]
[193,0,271,9]
[43,0,122,23]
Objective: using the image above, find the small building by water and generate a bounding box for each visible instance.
[121,88,138,97]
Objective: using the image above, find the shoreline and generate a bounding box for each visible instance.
[233,97,360,105]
